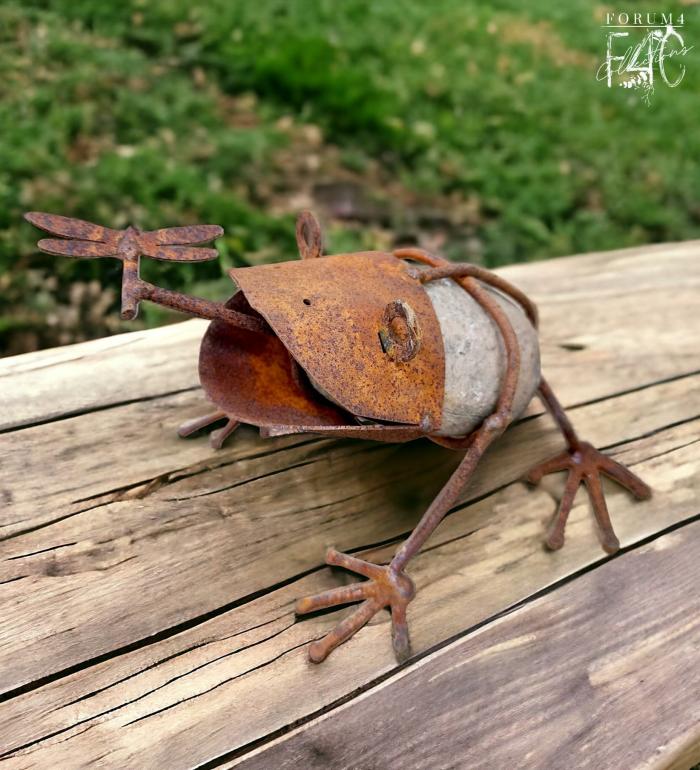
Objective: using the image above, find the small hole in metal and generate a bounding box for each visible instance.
[303,298,312,306]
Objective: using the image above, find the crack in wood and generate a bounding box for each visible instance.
[0,385,201,435]
[6,542,77,561]
[0,563,320,705]
[59,610,293,710]
[604,413,700,451]
[0,336,141,379]
[0,574,26,585]
[120,639,314,730]
[0,619,304,759]
[161,456,326,503]
[626,434,700,465]
[0,437,326,545]
[189,512,700,770]
[2,503,697,761]
[0,412,693,710]
[544,366,700,414]
[70,437,324,506]
[165,440,395,504]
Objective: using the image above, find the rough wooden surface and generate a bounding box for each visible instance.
[235,523,700,770]
[0,241,698,769]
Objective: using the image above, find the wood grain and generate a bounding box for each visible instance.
[0,389,319,536]
[0,419,695,767]
[234,522,700,770]
[502,239,700,404]
[0,320,207,431]
[0,374,696,695]
[0,240,698,769]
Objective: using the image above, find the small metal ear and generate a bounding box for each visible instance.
[379,300,421,363]
[296,210,323,259]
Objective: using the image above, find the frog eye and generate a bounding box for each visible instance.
[379,300,421,363]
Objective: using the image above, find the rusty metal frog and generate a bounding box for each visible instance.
[25,210,652,664]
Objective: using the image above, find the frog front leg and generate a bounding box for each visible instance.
[177,410,240,449]
[296,277,520,663]
[295,409,509,663]
[526,378,652,553]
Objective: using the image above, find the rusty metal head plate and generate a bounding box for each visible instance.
[229,252,445,428]
[199,292,352,429]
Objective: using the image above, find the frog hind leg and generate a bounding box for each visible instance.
[525,378,652,554]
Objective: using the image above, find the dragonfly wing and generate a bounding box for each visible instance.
[25,212,121,244]
[38,238,118,258]
[149,225,224,245]
[140,243,219,262]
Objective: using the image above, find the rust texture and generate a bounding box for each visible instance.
[24,212,265,332]
[295,210,323,260]
[379,299,422,363]
[526,378,652,553]
[294,251,525,662]
[296,548,416,663]
[198,292,351,430]
[25,208,653,667]
[229,251,445,428]
[394,245,539,328]
[260,423,427,442]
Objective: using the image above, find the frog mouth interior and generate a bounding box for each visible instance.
[197,290,355,430]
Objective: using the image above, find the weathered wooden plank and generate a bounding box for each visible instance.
[0,370,696,695]
[3,330,696,533]
[0,421,695,768]
[233,521,700,770]
[0,388,319,536]
[505,240,700,396]
[0,320,207,431]
[1,241,698,432]
[1,240,696,538]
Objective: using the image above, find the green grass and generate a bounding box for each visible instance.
[2,0,698,353]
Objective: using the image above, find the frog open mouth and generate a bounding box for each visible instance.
[199,244,541,443]
[198,290,356,432]
[224,252,446,430]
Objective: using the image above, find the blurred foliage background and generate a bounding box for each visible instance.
[1,0,698,355]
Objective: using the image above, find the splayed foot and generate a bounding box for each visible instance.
[296,548,415,663]
[177,410,240,449]
[526,441,651,553]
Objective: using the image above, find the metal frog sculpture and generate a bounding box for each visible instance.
[25,210,652,664]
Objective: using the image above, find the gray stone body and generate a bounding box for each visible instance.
[424,277,540,437]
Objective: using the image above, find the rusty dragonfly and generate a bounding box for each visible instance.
[25,212,224,321]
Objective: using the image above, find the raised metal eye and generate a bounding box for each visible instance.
[379,300,421,363]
